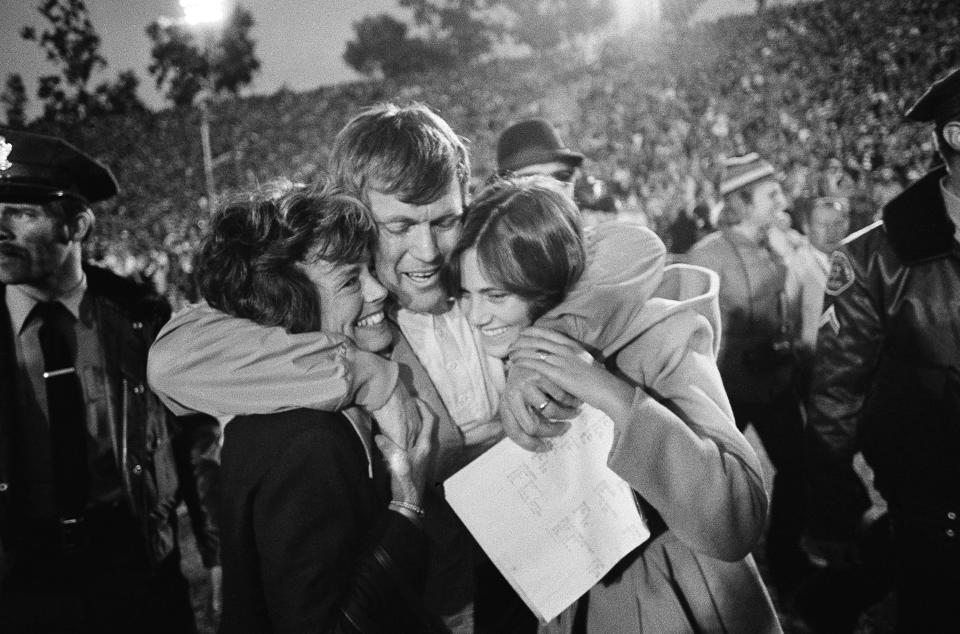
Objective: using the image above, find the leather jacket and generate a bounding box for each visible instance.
[0,265,220,569]
[807,166,960,549]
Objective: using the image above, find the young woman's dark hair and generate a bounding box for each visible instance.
[445,174,585,322]
[195,180,376,333]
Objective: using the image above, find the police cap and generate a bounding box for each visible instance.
[0,128,118,205]
[905,67,960,124]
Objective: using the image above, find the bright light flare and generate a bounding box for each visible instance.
[179,0,226,26]
[616,0,661,25]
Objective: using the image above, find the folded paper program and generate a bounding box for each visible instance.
[445,404,649,623]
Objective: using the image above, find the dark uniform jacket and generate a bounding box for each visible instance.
[0,264,219,572]
[807,166,960,553]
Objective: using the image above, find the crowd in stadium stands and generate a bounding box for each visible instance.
[46,0,958,307]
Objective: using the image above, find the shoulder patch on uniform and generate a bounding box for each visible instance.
[825,251,855,296]
[818,304,840,335]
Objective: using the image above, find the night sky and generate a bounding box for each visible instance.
[0,0,755,117]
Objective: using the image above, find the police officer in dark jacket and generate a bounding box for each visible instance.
[806,68,960,632]
[0,129,220,633]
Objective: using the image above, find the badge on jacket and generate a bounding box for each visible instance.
[819,304,840,335]
[825,251,855,296]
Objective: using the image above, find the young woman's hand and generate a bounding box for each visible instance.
[375,398,436,523]
[499,364,580,452]
[508,326,636,424]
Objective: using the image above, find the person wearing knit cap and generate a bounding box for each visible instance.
[687,152,814,600]
[0,129,221,632]
[804,66,960,632]
[496,118,584,198]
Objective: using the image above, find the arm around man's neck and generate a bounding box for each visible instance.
[147,301,400,418]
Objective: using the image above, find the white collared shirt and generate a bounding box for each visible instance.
[6,276,87,419]
[396,302,505,446]
[940,176,960,243]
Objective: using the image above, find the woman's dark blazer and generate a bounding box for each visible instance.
[218,408,434,633]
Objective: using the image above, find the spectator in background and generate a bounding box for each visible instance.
[817,156,858,200]
[496,118,584,199]
[806,66,960,633]
[0,129,220,633]
[785,197,850,355]
[687,153,814,600]
[666,180,714,255]
[579,175,618,214]
[666,203,700,254]
[870,165,905,209]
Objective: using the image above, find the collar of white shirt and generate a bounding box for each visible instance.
[396,302,505,446]
[940,176,960,242]
[6,274,87,335]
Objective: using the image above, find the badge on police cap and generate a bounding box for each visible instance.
[825,251,855,296]
[0,128,118,203]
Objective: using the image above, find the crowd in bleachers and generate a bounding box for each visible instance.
[42,0,959,307]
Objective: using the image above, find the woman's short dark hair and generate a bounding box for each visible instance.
[196,180,376,333]
[445,175,585,322]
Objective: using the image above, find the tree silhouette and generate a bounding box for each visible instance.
[20,0,146,125]
[345,0,619,78]
[2,74,28,128]
[343,14,453,78]
[146,4,261,108]
[500,0,615,52]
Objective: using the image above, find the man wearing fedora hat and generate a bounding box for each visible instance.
[0,129,220,632]
[805,67,960,631]
[496,118,584,198]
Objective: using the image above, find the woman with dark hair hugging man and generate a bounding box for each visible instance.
[193,181,439,633]
[446,175,780,633]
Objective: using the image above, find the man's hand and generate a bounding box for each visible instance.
[500,363,580,452]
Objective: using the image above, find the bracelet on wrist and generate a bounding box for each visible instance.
[389,500,425,518]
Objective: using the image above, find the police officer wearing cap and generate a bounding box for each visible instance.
[0,129,220,633]
[805,67,960,632]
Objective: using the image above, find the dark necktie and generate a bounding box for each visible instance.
[34,301,89,519]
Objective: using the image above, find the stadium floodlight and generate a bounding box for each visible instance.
[179,0,225,27]
[177,0,227,208]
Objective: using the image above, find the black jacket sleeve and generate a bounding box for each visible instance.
[805,245,878,540]
[172,411,222,568]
